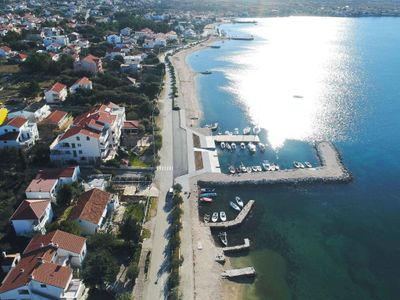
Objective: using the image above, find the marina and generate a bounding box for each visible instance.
[206,200,255,228]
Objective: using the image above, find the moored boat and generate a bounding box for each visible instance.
[293,161,301,168]
[235,196,244,207]
[246,166,252,173]
[298,162,305,169]
[231,142,236,150]
[248,142,256,153]
[218,231,228,246]
[258,143,266,152]
[228,165,236,174]
[252,166,258,172]
[200,188,215,193]
[262,161,270,171]
[240,142,246,150]
[220,142,226,149]
[200,192,217,198]
[220,211,227,222]
[204,214,210,223]
[253,125,261,135]
[243,127,251,135]
[230,201,241,211]
[201,70,212,75]
[256,165,262,172]
[226,143,232,151]
[199,197,213,203]
[305,161,312,168]
[211,212,219,223]
[240,163,247,173]
[233,128,239,135]
[210,123,219,131]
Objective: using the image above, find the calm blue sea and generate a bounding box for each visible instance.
[187,17,400,300]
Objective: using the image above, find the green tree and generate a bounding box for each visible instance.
[47,220,81,235]
[21,52,52,73]
[120,216,141,243]
[82,250,119,288]
[173,183,182,194]
[19,81,40,98]
[56,185,73,206]
[87,233,116,252]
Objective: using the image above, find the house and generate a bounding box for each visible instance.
[43,35,69,47]
[44,82,68,103]
[154,33,167,47]
[25,178,59,202]
[122,120,140,136]
[120,27,131,36]
[1,252,20,273]
[8,101,51,122]
[14,52,28,62]
[74,54,103,74]
[10,199,53,236]
[0,231,86,300]
[41,110,71,128]
[83,174,112,191]
[105,48,126,60]
[0,117,39,149]
[50,103,126,164]
[69,188,118,235]
[0,46,12,58]
[46,42,62,52]
[35,165,80,186]
[165,31,178,41]
[106,34,122,45]
[69,77,93,94]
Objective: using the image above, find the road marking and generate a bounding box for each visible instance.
[156,165,173,171]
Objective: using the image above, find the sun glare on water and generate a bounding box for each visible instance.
[222,17,354,148]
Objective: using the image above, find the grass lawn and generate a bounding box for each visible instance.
[146,197,158,222]
[0,64,20,73]
[129,156,150,167]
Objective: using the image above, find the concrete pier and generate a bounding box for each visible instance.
[207,200,255,228]
[222,238,250,253]
[221,267,256,279]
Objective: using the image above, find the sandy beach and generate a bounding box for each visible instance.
[170,37,247,299]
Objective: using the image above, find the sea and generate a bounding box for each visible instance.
[187,17,400,300]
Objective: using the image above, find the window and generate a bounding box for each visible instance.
[78,143,81,147]
[79,150,82,154]
[86,136,90,141]
[13,129,16,132]
[18,289,30,295]
[76,136,80,141]
[40,284,47,288]
[72,143,76,148]
[4,129,7,132]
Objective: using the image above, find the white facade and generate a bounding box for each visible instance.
[106,34,122,45]
[25,181,59,202]
[8,103,51,122]
[45,87,67,103]
[69,80,92,94]
[43,35,69,47]
[11,203,54,237]
[0,120,39,149]
[76,210,106,235]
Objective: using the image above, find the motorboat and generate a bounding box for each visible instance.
[200,70,212,75]
[218,231,228,246]
[246,166,252,173]
[200,188,215,193]
[220,142,226,149]
[235,196,244,207]
[224,130,231,135]
[199,197,213,203]
[253,125,261,135]
[293,161,301,168]
[305,161,312,168]
[220,211,227,222]
[233,128,240,135]
[258,143,266,152]
[230,201,241,211]
[210,123,219,131]
[211,212,219,222]
[204,214,210,223]
[252,166,258,172]
[275,164,280,170]
[262,161,270,171]
[210,45,221,49]
[243,127,251,135]
[248,142,256,153]
[256,165,262,172]
[240,163,247,173]
[228,165,236,174]
[298,162,305,169]
[231,143,237,150]
[200,192,217,198]
[240,142,246,150]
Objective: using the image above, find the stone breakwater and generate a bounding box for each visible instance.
[196,141,352,186]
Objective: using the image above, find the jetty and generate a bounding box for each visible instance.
[206,200,255,228]
[222,238,250,253]
[221,267,256,279]
[212,134,260,143]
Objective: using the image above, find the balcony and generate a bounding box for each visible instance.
[61,279,85,300]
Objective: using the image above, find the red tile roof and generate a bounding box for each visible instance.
[42,110,68,125]
[32,262,72,289]
[6,116,27,128]
[25,178,58,193]
[123,120,139,129]
[59,125,101,141]
[69,188,111,225]
[49,82,67,93]
[0,46,11,52]
[83,54,100,64]
[74,76,91,85]
[36,166,78,180]
[10,199,50,221]
[24,230,86,255]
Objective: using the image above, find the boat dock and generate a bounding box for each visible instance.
[221,267,256,279]
[222,238,250,253]
[206,200,255,228]
[213,135,260,143]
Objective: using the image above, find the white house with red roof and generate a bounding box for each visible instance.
[44,82,68,103]
[0,45,12,58]
[50,103,125,164]
[0,116,39,148]
[10,199,53,236]
[74,54,103,74]
[25,178,59,202]
[0,230,86,300]
[41,110,71,128]
[69,77,92,94]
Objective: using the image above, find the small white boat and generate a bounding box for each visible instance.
[204,214,210,223]
[262,161,270,171]
[248,142,256,153]
[231,143,236,150]
[230,201,241,211]
[199,197,213,203]
[252,166,258,172]
[224,130,231,135]
[240,163,247,173]
[253,125,261,135]
[243,127,251,135]
[275,164,280,170]
[305,161,312,168]
[235,196,244,207]
[233,128,239,135]
[293,161,301,168]
[200,188,215,193]
[258,143,266,152]
[256,165,262,172]
[220,142,226,149]
[299,162,305,169]
[246,166,252,173]
[229,165,236,174]
[220,211,227,222]
[218,231,228,246]
[210,123,218,131]
[240,142,246,150]
[211,212,219,222]
[226,143,232,151]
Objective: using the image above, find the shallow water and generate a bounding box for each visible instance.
[189,17,400,299]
